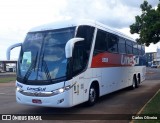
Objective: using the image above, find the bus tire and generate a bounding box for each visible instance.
[87,84,97,106]
[136,74,141,88]
[131,76,136,89]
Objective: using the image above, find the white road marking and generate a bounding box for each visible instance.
[0,93,5,95]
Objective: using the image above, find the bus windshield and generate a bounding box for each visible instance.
[17,27,75,84]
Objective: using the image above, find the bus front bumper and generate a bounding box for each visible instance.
[16,90,73,108]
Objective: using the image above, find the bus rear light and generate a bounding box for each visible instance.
[32,99,42,104]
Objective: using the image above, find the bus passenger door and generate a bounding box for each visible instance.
[72,74,85,105]
[72,42,86,105]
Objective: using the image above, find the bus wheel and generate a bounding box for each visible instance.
[87,85,97,106]
[131,76,136,89]
[136,74,140,88]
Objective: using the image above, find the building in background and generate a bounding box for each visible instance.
[146,48,160,67]
[154,47,160,66]
[0,60,17,72]
[145,52,156,67]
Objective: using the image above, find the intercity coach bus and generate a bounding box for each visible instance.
[7,20,146,107]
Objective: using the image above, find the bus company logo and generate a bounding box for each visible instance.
[27,87,46,91]
[121,55,139,66]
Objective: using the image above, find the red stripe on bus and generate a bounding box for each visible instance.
[91,52,134,68]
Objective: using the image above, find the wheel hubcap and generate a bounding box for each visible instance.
[133,79,135,88]
[89,88,96,102]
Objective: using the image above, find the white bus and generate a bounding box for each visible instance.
[7,20,146,107]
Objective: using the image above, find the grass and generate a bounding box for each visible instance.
[133,90,160,123]
[0,77,16,83]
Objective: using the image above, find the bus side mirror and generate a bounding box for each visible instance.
[65,38,84,58]
[6,43,22,60]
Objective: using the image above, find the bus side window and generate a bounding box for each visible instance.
[93,30,107,55]
[137,44,142,55]
[126,40,133,54]
[72,42,86,76]
[133,42,138,55]
[141,45,145,56]
[107,33,118,53]
[76,25,94,65]
[118,37,126,54]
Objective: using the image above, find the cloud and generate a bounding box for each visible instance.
[0,43,20,60]
[59,0,136,28]
[0,25,27,60]
[60,0,160,28]
[0,0,159,59]
[120,0,159,8]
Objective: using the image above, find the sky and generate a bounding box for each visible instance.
[0,0,159,60]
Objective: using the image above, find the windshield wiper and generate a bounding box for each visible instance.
[23,52,38,83]
[42,53,52,83]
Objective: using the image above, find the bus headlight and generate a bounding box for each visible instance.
[51,85,72,95]
[16,87,22,92]
[59,88,64,93]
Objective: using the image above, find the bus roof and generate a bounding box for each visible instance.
[29,19,77,32]
[29,19,135,41]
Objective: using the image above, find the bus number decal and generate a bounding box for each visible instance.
[102,58,108,63]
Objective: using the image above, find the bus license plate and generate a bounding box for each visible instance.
[32,99,42,104]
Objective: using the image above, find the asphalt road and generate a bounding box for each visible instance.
[0,68,160,123]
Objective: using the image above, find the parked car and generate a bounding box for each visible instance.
[151,64,158,68]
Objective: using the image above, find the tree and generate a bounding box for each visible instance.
[130,1,160,46]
